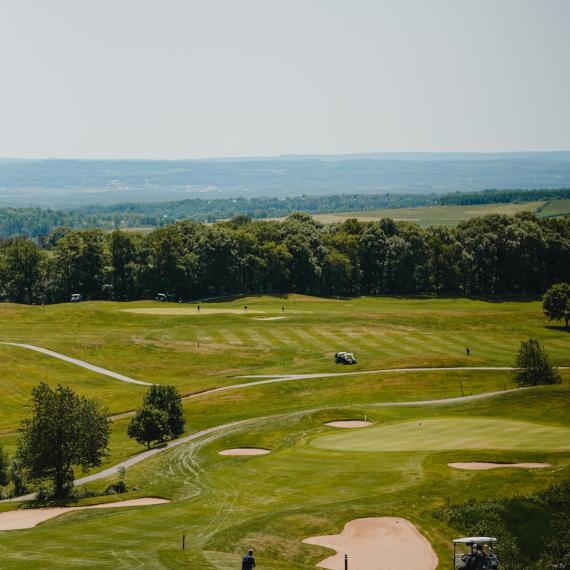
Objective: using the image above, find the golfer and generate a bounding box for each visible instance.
[242,549,256,569]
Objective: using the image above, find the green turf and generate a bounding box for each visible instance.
[311,417,570,452]
[0,296,568,568]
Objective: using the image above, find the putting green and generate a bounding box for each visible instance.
[311,418,570,452]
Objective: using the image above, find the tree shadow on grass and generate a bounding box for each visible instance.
[545,325,570,333]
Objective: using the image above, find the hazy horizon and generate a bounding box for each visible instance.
[1,0,569,160]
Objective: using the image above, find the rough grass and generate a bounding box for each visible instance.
[0,296,568,568]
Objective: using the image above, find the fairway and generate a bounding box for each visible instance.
[311,418,570,452]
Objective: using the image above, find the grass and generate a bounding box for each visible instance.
[311,417,570,452]
[303,201,548,226]
[0,295,568,568]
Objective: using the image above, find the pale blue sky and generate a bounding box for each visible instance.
[0,0,569,159]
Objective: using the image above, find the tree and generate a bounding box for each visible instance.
[9,457,26,496]
[143,384,185,437]
[19,383,110,499]
[1,238,42,303]
[543,283,570,330]
[127,406,170,449]
[0,446,9,487]
[514,339,562,387]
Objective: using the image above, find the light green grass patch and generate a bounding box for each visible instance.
[311,417,570,452]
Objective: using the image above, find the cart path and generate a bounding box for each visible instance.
[3,341,567,419]
[2,385,531,503]
[0,343,152,386]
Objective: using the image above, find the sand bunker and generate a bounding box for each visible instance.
[123,308,264,316]
[303,517,438,570]
[449,462,552,471]
[0,498,169,531]
[251,316,287,321]
[325,420,373,429]
[218,448,271,456]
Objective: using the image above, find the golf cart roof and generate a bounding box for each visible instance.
[453,537,497,545]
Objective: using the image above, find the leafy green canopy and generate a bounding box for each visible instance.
[514,338,562,387]
[143,384,185,437]
[127,406,169,449]
[543,282,570,329]
[18,383,110,499]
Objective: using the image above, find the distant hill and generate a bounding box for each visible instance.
[1,152,570,207]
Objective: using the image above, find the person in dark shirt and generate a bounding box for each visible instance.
[242,549,255,570]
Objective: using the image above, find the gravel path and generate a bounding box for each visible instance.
[1,343,151,386]
[2,385,528,503]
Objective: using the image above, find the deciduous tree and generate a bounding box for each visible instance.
[514,339,561,387]
[19,383,110,499]
[543,282,570,330]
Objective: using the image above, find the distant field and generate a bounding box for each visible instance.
[537,198,570,218]
[306,201,550,226]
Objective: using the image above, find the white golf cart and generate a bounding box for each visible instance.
[453,536,499,569]
[335,351,357,365]
[70,293,82,302]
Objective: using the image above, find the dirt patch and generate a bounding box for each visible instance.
[0,498,169,531]
[325,420,373,429]
[218,448,271,456]
[449,462,552,471]
[251,316,287,321]
[303,517,438,570]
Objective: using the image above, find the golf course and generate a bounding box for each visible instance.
[0,295,568,568]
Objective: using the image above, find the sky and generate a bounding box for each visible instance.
[0,0,569,160]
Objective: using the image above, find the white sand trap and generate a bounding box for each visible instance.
[0,498,169,531]
[251,316,287,321]
[325,420,373,429]
[449,462,552,471]
[123,308,264,316]
[218,448,271,456]
[303,517,438,570]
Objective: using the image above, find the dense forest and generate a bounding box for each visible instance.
[1,187,569,239]
[1,211,569,304]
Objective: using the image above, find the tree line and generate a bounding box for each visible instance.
[1,187,569,239]
[0,211,569,304]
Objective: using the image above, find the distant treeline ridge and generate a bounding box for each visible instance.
[0,187,569,239]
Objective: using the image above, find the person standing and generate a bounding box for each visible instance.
[242,549,256,570]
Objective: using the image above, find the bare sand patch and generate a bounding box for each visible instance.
[251,316,287,321]
[123,308,264,316]
[218,448,271,456]
[303,517,438,570]
[325,420,373,429]
[0,498,169,531]
[449,462,552,471]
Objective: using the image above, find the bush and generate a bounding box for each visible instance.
[514,338,562,386]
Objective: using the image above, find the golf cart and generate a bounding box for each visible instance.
[335,351,357,365]
[70,293,82,302]
[453,537,499,569]
[155,293,167,302]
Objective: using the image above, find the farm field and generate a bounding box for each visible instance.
[0,295,568,568]
[299,199,570,226]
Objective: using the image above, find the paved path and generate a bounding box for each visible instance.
[1,343,151,386]
[2,385,529,502]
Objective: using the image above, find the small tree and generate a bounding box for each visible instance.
[543,283,570,330]
[0,447,9,487]
[127,406,169,449]
[143,384,185,437]
[514,338,562,386]
[19,383,110,499]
